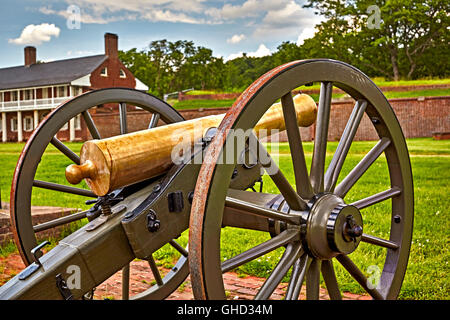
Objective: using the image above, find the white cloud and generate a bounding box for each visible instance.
[296,27,316,46]
[9,23,60,45]
[226,43,271,61]
[253,1,323,39]
[207,0,282,21]
[227,34,246,44]
[37,0,322,43]
[40,0,209,25]
[141,9,202,24]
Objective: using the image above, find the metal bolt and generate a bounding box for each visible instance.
[188,191,194,204]
[147,220,160,232]
[393,215,402,223]
[371,117,381,124]
[348,225,363,238]
[146,209,160,232]
[344,215,363,240]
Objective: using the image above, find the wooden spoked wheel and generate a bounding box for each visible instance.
[189,59,413,300]
[10,88,189,299]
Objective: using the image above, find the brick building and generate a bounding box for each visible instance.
[0,33,148,142]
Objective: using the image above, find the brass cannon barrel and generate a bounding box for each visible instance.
[66,94,317,196]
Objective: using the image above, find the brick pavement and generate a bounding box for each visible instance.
[92,258,370,300]
[0,253,369,300]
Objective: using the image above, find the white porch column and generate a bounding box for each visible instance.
[69,118,75,141]
[69,86,75,141]
[33,110,39,129]
[51,86,54,107]
[2,112,6,142]
[17,111,23,142]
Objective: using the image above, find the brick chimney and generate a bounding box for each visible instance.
[104,33,118,58]
[24,46,36,66]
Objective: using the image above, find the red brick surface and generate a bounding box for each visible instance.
[0,236,369,300]
[0,202,77,245]
[87,96,450,142]
[92,259,370,300]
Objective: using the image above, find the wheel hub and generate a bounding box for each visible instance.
[304,194,363,259]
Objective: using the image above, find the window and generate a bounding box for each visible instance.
[73,86,83,96]
[58,86,66,97]
[60,122,68,131]
[11,118,18,132]
[100,67,108,77]
[119,69,126,78]
[23,89,33,101]
[23,116,33,132]
[0,119,2,132]
[12,91,18,101]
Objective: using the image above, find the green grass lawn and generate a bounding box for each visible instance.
[295,78,450,91]
[171,98,236,110]
[0,138,449,299]
[185,79,449,97]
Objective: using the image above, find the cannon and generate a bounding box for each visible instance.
[0,59,413,300]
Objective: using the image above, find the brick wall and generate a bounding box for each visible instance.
[88,96,449,141]
[89,59,136,90]
[0,202,77,245]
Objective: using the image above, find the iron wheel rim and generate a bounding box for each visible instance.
[189,59,414,300]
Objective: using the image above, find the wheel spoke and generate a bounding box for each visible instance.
[324,100,368,192]
[285,253,310,300]
[122,263,130,300]
[335,137,391,198]
[148,112,160,129]
[119,102,128,135]
[336,254,384,300]
[169,240,188,257]
[147,255,164,286]
[249,134,307,211]
[225,196,301,226]
[33,209,88,232]
[222,229,299,273]
[33,180,96,197]
[361,234,399,250]
[351,187,401,209]
[82,110,101,139]
[255,242,302,300]
[310,82,333,193]
[321,259,341,300]
[281,92,313,199]
[50,136,80,165]
[306,258,321,300]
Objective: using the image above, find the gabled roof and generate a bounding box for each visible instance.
[0,55,107,90]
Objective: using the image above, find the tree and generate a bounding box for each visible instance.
[304,0,449,80]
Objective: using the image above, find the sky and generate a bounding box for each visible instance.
[0,0,323,68]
